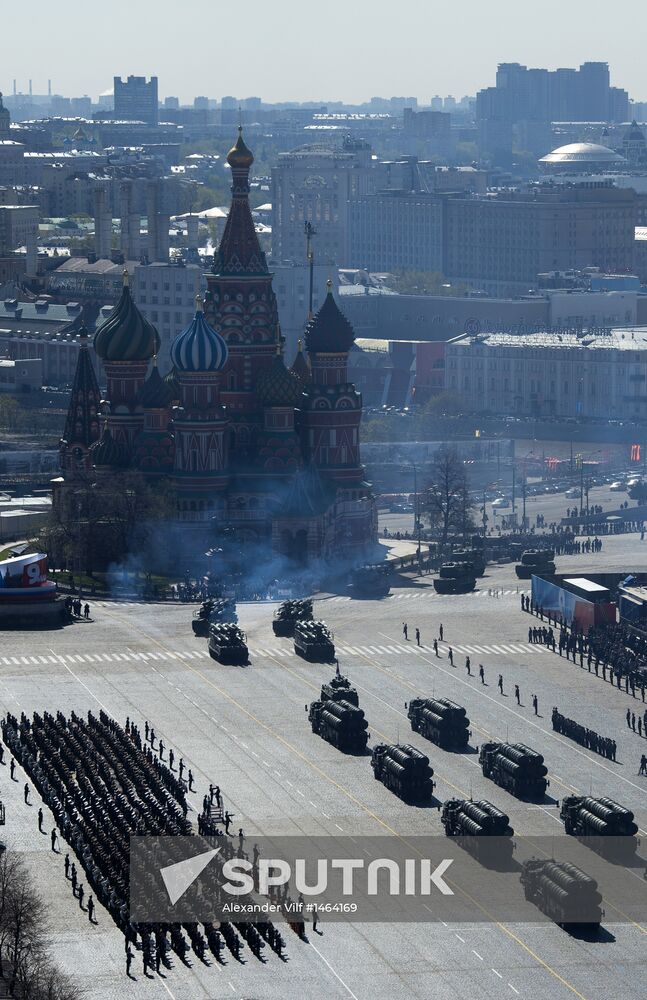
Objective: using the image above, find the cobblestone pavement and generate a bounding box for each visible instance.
[1,531,647,999]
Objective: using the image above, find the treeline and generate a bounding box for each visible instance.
[0,850,84,999]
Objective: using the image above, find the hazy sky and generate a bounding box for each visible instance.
[4,0,645,104]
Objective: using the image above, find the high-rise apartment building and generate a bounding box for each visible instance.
[113,76,159,126]
[477,62,629,161]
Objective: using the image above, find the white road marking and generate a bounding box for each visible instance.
[309,936,360,997]
[473,950,483,960]
[492,969,503,979]
[509,985,520,995]
[455,933,465,943]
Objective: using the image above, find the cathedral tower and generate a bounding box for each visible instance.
[93,270,159,451]
[205,128,279,463]
[170,296,229,520]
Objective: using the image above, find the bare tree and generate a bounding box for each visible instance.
[423,445,474,547]
[0,851,85,1000]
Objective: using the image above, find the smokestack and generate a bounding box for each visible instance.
[12,80,16,96]
[29,80,32,97]
[94,185,112,260]
[147,179,170,263]
[186,213,199,256]
[119,179,140,261]
[48,79,51,97]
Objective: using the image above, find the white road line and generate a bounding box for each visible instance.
[508,985,520,995]
[492,969,503,979]
[53,653,113,716]
[335,823,343,831]
[472,950,483,960]
[455,933,465,943]
[310,941,357,1000]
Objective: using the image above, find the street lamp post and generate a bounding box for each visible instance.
[411,462,421,554]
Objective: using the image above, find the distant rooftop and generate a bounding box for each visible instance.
[452,326,647,351]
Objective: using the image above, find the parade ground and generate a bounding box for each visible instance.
[1,531,647,1000]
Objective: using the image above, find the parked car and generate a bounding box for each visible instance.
[609,482,624,491]
[492,497,510,508]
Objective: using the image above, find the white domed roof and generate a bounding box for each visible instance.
[539,142,626,166]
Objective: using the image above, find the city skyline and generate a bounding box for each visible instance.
[4,0,645,106]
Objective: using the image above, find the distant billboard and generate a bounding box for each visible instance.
[0,552,49,589]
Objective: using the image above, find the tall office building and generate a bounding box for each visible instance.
[113,75,159,125]
[443,182,636,295]
[271,137,376,266]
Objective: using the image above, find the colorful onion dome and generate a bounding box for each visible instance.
[227,126,254,169]
[89,427,128,468]
[137,362,174,409]
[94,271,160,362]
[304,282,355,354]
[170,295,228,373]
[94,270,160,362]
[257,350,301,407]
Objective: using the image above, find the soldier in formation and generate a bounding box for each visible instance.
[552,708,616,760]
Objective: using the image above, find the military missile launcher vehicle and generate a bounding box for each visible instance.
[441,798,514,862]
[515,549,556,580]
[346,566,391,598]
[451,549,486,577]
[208,623,249,664]
[308,698,369,753]
[294,620,335,662]
[479,742,548,799]
[320,670,359,707]
[442,798,513,837]
[192,597,237,636]
[560,795,638,856]
[308,669,367,752]
[433,561,477,595]
[271,599,313,637]
[371,743,435,802]
[407,697,470,750]
[520,859,603,929]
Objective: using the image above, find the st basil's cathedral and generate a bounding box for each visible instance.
[58,130,377,565]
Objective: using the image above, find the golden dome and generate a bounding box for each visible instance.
[227,126,254,169]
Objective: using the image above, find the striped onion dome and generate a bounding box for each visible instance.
[94,270,160,362]
[170,296,228,373]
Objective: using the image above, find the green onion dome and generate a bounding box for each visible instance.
[137,363,174,409]
[94,270,160,362]
[89,426,129,468]
[304,282,355,354]
[257,351,301,407]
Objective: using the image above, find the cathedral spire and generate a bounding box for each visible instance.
[60,326,101,470]
[212,127,267,276]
